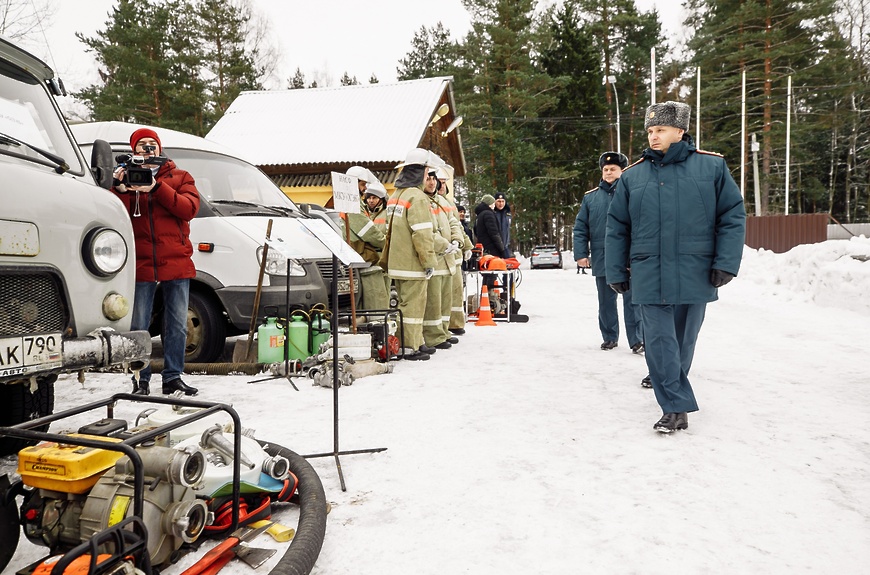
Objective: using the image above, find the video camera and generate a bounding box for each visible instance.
[115,153,153,186]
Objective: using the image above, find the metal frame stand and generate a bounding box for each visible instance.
[303,255,387,491]
[473,269,519,322]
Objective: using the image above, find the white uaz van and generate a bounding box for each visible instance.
[0,39,150,454]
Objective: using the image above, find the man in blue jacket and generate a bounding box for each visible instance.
[605,101,746,433]
[573,152,642,353]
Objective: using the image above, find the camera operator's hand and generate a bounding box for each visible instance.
[128,180,158,194]
[112,167,127,193]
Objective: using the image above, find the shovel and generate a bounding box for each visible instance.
[199,544,276,574]
[233,219,272,363]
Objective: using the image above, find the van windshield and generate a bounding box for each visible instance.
[0,59,82,173]
[167,148,299,214]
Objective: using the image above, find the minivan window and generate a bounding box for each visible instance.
[167,148,299,211]
[0,59,82,173]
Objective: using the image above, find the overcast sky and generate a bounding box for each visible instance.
[26,1,685,95]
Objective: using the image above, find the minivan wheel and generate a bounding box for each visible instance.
[185,291,227,363]
[0,376,55,456]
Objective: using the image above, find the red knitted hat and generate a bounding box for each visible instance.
[130,128,161,152]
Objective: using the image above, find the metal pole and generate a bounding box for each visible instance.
[752,133,761,216]
[612,80,621,155]
[650,47,656,105]
[695,66,701,148]
[785,75,792,215]
[740,69,746,198]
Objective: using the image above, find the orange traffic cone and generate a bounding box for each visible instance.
[474,285,497,326]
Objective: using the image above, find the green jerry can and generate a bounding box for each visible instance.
[310,310,331,355]
[258,316,285,363]
[287,314,311,361]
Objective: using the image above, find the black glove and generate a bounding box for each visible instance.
[710,269,734,288]
[609,282,630,294]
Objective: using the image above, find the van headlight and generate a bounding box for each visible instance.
[83,227,129,277]
[257,246,305,277]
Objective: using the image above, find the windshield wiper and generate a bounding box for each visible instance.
[211,199,292,217]
[0,132,69,173]
[210,199,261,207]
[264,205,298,216]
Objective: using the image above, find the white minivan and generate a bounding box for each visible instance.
[72,122,356,363]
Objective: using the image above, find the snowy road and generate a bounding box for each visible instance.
[3,243,870,574]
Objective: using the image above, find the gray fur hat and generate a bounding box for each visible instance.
[644,101,691,131]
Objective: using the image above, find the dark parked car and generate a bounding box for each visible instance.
[529,245,563,269]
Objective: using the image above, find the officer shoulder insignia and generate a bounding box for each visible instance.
[696,149,724,158]
[623,158,645,171]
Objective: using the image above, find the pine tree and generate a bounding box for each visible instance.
[340,72,359,86]
[196,0,262,128]
[457,0,560,252]
[289,67,306,89]
[397,22,458,80]
[164,0,209,135]
[574,0,665,160]
[76,0,177,126]
[686,0,843,215]
[538,2,607,248]
[76,0,266,135]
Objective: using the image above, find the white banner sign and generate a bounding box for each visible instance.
[330,171,360,214]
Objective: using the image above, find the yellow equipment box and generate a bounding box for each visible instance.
[18,434,125,494]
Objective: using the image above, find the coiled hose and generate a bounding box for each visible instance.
[258,440,328,575]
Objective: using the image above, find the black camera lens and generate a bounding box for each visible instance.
[125,167,153,186]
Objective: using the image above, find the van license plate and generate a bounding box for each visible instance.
[0,333,62,377]
[336,278,360,294]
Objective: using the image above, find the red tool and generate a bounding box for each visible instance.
[181,523,274,575]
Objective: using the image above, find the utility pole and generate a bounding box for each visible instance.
[751,133,761,216]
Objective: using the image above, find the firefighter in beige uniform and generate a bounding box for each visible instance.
[436,166,473,335]
[363,180,392,303]
[343,166,389,311]
[422,167,462,349]
[380,149,448,360]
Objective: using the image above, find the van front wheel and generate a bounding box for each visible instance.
[0,377,55,456]
[185,291,227,363]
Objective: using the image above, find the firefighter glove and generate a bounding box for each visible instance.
[443,242,460,255]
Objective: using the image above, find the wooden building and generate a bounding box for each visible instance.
[207,76,466,206]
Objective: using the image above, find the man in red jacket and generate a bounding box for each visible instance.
[112,128,200,396]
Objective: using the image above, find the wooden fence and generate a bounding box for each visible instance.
[745,214,829,253]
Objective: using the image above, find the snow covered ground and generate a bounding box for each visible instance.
[2,236,870,574]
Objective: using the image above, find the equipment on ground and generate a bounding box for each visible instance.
[0,394,327,575]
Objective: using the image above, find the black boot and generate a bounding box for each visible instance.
[162,378,198,396]
[653,412,688,433]
[132,382,150,395]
